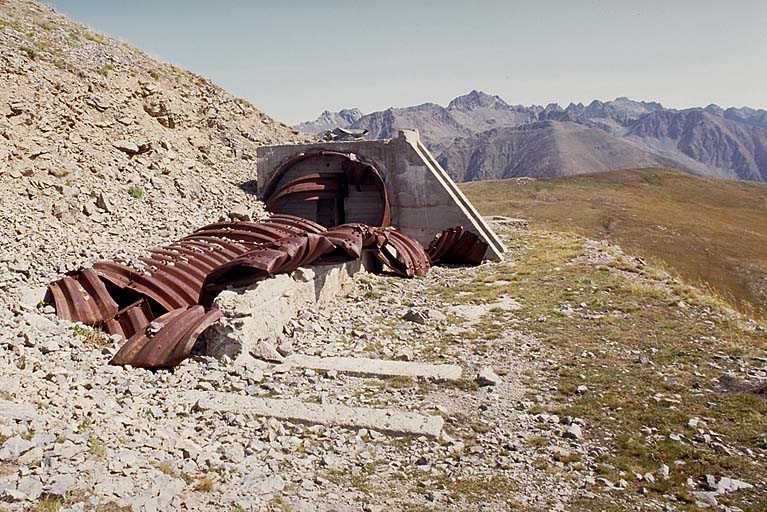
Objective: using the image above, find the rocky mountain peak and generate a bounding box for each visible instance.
[447,90,508,111]
[297,90,767,184]
[294,107,363,134]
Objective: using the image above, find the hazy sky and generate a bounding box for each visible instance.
[47,0,766,124]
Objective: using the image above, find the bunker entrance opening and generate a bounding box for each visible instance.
[260,151,390,228]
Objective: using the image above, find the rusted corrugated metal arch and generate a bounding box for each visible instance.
[428,226,489,266]
[47,215,441,369]
[260,150,391,228]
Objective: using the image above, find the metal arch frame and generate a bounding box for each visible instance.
[260,149,391,227]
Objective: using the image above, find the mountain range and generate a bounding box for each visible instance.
[296,91,767,182]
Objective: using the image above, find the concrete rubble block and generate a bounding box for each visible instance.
[0,435,35,461]
[188,391,444,437]
[207,261,362,361]
[18,286,47,311]
[476,366,501,386]
[277,354,463,382]
[0,399,37,421]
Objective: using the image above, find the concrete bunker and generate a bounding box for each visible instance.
[40,129,513,437]
[257,129,506,261]
[45,129,506,371]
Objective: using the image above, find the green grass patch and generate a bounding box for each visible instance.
[461,168,767,319]
[127,185,144,199]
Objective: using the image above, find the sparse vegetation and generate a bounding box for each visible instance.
[380,375,415,389]
[66,30,81,47]
[432,227,767,510]
[34,19,54,31]
[93,503,132,512]
[127,185,144,199]
[71,324,110,348]
[83,31,107,44]
[26,497,63,512]
[20,45,37,60]
[96,62,113,75]
[526,436,549,449]
[193,475,216,492]
[154,461,176,476]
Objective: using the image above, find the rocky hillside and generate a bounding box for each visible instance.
[0,0,306,303]
[298,90,767,182]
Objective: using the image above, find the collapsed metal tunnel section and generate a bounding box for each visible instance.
[48,214,485,369]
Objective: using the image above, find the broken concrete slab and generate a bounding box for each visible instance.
[476,366,501,387]
[485,215,529,230]
[256,129,505,260]
[277,354,463,382]
[188,391,444,437]
[18,286,47,311]
[0,399,37,422]
[447,295,520,325]
[207,261,363,361]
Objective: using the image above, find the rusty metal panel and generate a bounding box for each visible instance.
[265,173,344,211]
[261,152,390,228]
[92,261,139,289]
[199,232,337,304]
[103,299,154,340]
[428,227,488,265]
[109,306,222,369]
[47,268,118,325]
[265,214,327,234]
[48,215,441,370]
[124,270,196,312]
[372,230,431,278]
[321,224,367,260]
[173,239,249,263]
[184,228,280,244]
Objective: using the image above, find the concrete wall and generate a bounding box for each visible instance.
[206,260,363,361]
[256,130,506,261]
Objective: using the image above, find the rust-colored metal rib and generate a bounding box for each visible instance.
[265,174,344,211]
[103,299,154,340]
[428,227,488,265]
[46,268,119,325]
[109,307,224,368]
[265,214,327,234]
[261,152,390,227]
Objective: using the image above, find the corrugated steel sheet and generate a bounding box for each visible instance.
[266,214,327,234]
[265,173,344,211]
[110,306,223,369]
[428,226,488,266]
[47,268,118,325]
[261,150,390,227]
[373,229,431,278]
[103,299,154,341]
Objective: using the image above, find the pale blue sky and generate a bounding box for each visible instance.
[47,1,767,124]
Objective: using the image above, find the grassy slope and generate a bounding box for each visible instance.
[431,228,767,511]
[460,168,767,316]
